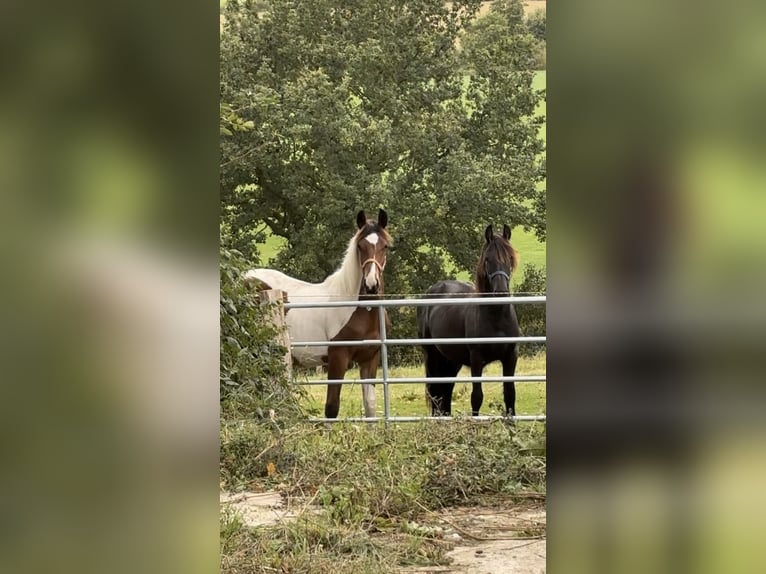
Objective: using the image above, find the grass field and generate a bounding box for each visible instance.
[298,351,546,419]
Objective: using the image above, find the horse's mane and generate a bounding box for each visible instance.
[474,234,519,288]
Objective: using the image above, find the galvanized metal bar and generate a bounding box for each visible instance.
[378,305,391,427]
[285,295,546,309]
[300,374,546,385]
[291,335,546,348]
[310,415,547,423]
[286,294,547,424]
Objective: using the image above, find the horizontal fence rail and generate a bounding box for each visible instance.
[276,294,546,425]
[291,335,545,347]
[309,415,547,423]
[301,375,546,385]
[284,295,545,309]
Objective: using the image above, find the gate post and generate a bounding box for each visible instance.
[258,289,292,377]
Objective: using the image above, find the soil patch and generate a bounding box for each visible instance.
[222,491,545,573]
[220,490,298,527]
[403,502,546,574]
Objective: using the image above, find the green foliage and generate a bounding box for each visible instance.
[220,0,545,295]
[388,307,422,366]
[525,8,546,69]
[526,8,546,42]
[220,247,303,419]
[514,263,546,356]
[220,102,255,137]
[221,420,545,505]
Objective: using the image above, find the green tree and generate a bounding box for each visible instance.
[220,0,545,297]
[526,8,546,42]
[514,263,546,356]
[524,7,546,69]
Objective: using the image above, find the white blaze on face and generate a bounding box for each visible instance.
[364,259,379,289]
[363,234,380,289]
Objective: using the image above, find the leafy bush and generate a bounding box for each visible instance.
[220,247,303,420]
[526,9,546,69]
[515,263,546,356]
[527,9,546,42]
[387,307,422,367]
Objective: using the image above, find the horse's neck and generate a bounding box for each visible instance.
[476,293,513,321]
[322,242,362,299]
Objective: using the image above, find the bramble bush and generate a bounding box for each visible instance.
[220,247,303,420]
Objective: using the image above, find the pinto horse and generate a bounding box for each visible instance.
[417,224,520,417]
[245,209,392,418]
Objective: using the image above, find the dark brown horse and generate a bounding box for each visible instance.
[245,209,392,418]
[418,224,520,417]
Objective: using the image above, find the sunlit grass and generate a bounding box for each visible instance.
[298,351,546,418]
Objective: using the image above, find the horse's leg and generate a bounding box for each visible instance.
[424,349,455,416]
[469,350,485,416]
[359,352,379,418]
[325,348,351,419]
[427,383,451,416]
[441,380,456,416]
[502,347,519,417]
[424,348,441,416]
[436,360,459,416]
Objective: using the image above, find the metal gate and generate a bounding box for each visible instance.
[283,295,546,424]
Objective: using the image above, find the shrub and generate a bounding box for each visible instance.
[514,263,546,357]
[387,307,422,367]
[526,9,546,42]
[526,9,546,69]
[220,247,303,420]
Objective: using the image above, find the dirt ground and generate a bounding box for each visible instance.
[406,504,546,574]
[220,490,303,526]
[221,491,545,573]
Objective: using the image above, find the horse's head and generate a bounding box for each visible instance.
[355,208,391,297]
[476,224,519,295]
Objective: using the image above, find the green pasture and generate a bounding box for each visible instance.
[298,351,546,418]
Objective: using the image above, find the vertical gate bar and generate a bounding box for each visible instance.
[378,305,390,427]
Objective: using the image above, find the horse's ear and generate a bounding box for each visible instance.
[378,208,388,229]
[484,224,493,243]
[502,224,511,240]
[356,210,367,229]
